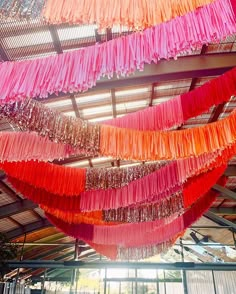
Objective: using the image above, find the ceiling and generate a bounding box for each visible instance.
[0,16,236,281]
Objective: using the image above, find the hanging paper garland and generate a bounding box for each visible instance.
[0,131,84,162]
[7,165,226,226]
[0,146,222,198]
[103,165,226,223]
[104,68,236,131]
[43,0,214,30]
[100,110,236,161]
[0,99,100,152]
[0,0,235,103]
[0,103,236,165]
[45,185,221,249]
[1,67,236,138]
[40,166,228,225]
[0,0,214,29]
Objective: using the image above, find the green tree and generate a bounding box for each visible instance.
[0,233,18,281]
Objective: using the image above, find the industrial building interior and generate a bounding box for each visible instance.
[0,1,236,293]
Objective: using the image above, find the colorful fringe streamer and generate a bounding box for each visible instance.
[45,184,221,248]
[100,109,236,161]
[2,161,87,196]
[43,0,214,30]
[104,68,236,131]
[7,165,226,226]
[0,111,236,195]
[2,67,236,137]
[0,145,221,198]
[0,131,84,162]
[103,165,226,223]
[0,0,235,103]
[0,99,100,152]
[0,95,236,163]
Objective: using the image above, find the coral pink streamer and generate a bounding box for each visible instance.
[80,152,218,211]
[46,180,220,248]
[0,148,216,197]
[0,132,81,162]
[103,67,236,131]
[0,0,235,103]
[103,96,184,130]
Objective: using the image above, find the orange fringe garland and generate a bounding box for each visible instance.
[43,0,214,30]
[100,110,236,161]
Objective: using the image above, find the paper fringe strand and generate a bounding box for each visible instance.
[43,0,214,30]
[0,0,235,103]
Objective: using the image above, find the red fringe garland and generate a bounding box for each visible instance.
[104,67,236,131]
[183,165,227,207]
[7,164,226,225]
[0,149,217,199]
[45,177,222,248]
[1,161,86,196]
[181,69,236,122]
[45,185,221,259]
[87,241,118,260]
[7,177,81,211]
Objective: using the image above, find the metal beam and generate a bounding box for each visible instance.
[6,219,52,240]
[188,45,207,92]
[0,199,37,219]
[149,84,155,107]
[111,89,117,118]
[225,165,236,177]
[212,184,236,201]
[208,103,226,123]
[47,52,236,100]
[0,180,21,201]
[95,29,102,43]
[0,42,9,61]
[210,207,236,215]
[70,94,80,118]
[204,211,236,233]
[48,25,63,54]
[7,260,236,271]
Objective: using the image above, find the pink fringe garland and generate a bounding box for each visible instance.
[103,67,236,131]
[46,183,220,248]
[0,0,235,103]
[0,131,81,162]
[80,151,219,211]
[104,95,184,130]
[0,148,216,197]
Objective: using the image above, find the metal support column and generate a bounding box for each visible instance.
[70,239,79,294]
[14,233,26,294]
[156,270,160,294]
[104,268,107,294]
[232,231,236,250]
[41,270,47,294]
[212,271,217,294]
[163,271,167,294]
[180,239,188,294]
[135,269,138,294]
